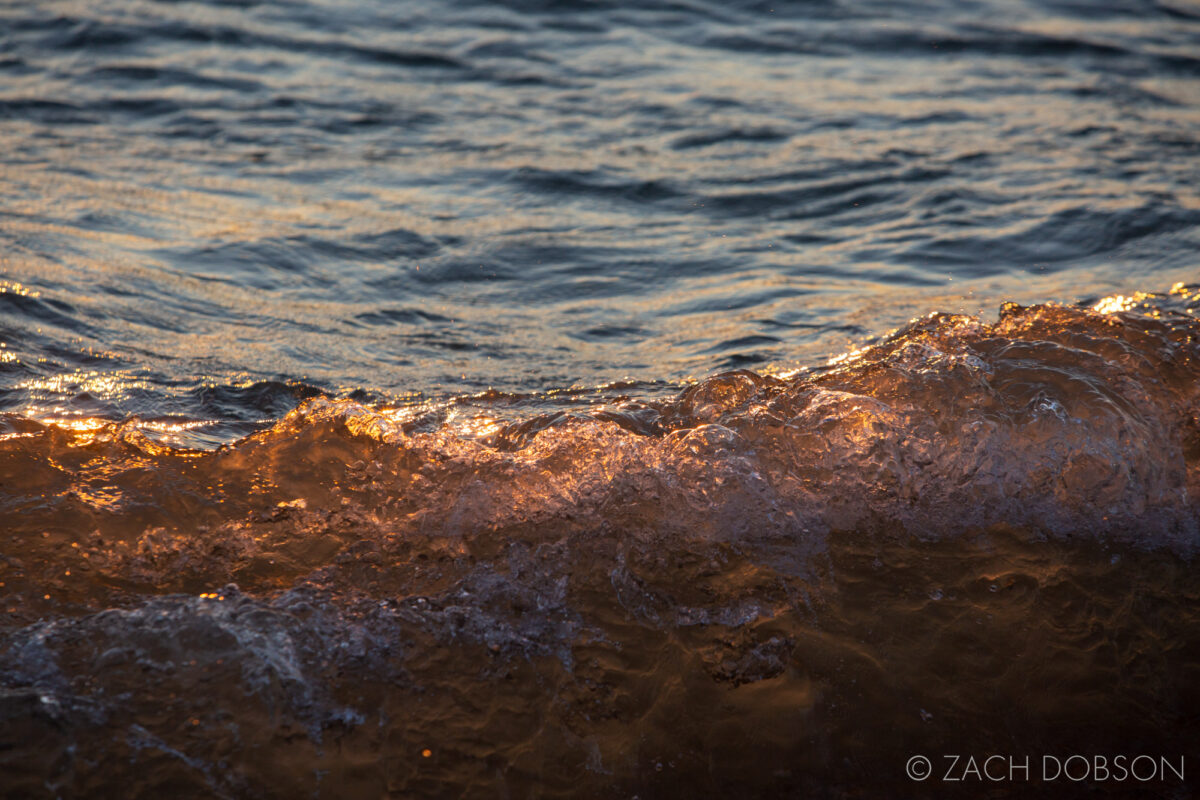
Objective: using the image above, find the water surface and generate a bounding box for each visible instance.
[2,0,1200,797]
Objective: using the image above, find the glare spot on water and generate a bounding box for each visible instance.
[0,281,39,298]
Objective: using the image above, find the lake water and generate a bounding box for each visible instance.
[1,0,1199,796]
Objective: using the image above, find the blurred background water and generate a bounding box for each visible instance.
[1,0,1199,436]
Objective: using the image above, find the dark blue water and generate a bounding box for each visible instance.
[3,1,1200,798]
[2,0,1199,437]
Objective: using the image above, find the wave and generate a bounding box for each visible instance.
[2,291,1199,797]
[5,292,1198,565]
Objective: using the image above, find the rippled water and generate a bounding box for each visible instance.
[2,0,1200,797]
[4,0,1200,424]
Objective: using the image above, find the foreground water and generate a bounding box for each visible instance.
[2,0,1200,797]
[3,293,1200,797]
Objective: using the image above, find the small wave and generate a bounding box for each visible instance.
[3,292,1197,585]
[2,291,1199,797]
[901,201,1200,270]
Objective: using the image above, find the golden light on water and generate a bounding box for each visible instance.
[826,346,870,368]
[457,414,503,440]
[1092,294,1142,314]
[145,419,206,432]
[769,366,809,380]
[1090,289,1185,316]
[42,417,108,433]
[0,280,39,297]
[36,416,212,434]
[19,370,152,403]
[1,413,218,450]
[381,402,441,426]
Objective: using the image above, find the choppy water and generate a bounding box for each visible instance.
[2,0,1200,797]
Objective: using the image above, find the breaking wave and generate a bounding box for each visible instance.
[2,291,1200,797]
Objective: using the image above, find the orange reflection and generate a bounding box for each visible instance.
[1092,292,1154,315]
